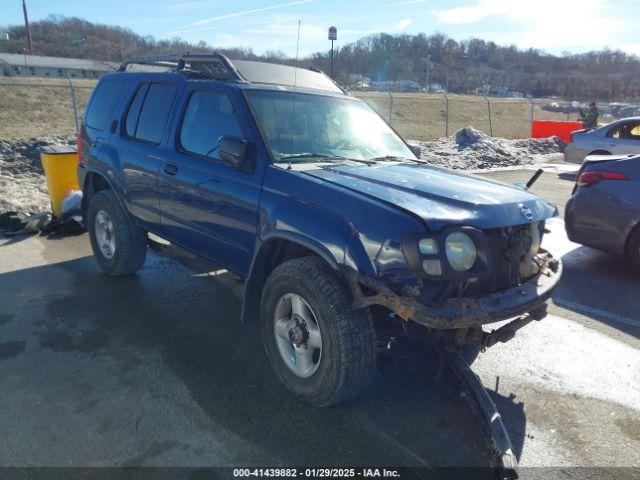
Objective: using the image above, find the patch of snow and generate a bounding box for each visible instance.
[0,135,75,214]
[408,126,566,170]
[0,128,566,214]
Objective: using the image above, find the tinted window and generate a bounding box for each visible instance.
[85,80,127,130]
[135,83,176,144]
[125,83,148,138]
[609,122,640,139]
[180,91,243,159]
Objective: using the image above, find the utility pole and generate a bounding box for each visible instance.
[425,54,431,91]
[22,0,33,55]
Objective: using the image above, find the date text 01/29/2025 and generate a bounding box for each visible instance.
[233,468,401,478]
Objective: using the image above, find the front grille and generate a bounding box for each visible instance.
[465,224,536,296]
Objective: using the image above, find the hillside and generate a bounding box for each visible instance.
[2,15,640,100]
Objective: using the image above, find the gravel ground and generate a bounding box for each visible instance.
[0,127,565,214]
[0,135,75,214]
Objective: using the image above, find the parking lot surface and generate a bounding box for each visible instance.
[0,166,639,471]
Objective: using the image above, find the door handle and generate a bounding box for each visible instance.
[164,164,178,175]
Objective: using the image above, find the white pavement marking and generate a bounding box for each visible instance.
[553,298,640,328]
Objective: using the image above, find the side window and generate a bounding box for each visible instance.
[609,122,640,140]
[134,83,177,145]
[85,80,127,130]
[179,91,243,159]
[124,83,148,138]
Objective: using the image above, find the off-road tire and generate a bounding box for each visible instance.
[88,190,147,276]
[261,257,377,406]
[627,227,640,273]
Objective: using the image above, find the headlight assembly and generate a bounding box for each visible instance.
[404,227,489,279]
[445,232,477,272]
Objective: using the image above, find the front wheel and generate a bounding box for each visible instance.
[261,257,377,406]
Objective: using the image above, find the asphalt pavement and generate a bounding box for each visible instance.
[0,165,639,473]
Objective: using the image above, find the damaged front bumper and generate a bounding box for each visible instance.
[344,250,562,330]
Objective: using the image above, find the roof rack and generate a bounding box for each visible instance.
[118,53,246,82]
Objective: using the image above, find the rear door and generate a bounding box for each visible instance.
[158,86,262,276]
[110,81,179,229]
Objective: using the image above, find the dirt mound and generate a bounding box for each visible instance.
[0,136,75,214]
[409,126,566,170]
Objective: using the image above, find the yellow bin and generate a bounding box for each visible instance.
[40,145,79,217]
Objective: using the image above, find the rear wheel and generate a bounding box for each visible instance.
[88,190,147,276]
[627,227,640,273]
[261,257,377,406]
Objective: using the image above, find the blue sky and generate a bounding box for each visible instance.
[4,0,640,57]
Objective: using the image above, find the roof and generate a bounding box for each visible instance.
[119,54,344,94]
[0,53,117,71]
[233,60,343,93]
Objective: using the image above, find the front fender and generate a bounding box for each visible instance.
[240,188,381,325]
[259,194,376,277]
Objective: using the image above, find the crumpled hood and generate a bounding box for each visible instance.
[304,162,557,231]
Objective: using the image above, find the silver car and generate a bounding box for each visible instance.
[565,153,640,272]
[564,117,640,163]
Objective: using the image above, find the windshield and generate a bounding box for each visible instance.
[245,90,415,163]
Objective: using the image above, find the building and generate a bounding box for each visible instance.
[372,80,421,93]
[0,53,117,79]
[348,73,371,90]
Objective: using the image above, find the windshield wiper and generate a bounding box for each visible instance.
[368,155,427,164]
[278,153,375,166]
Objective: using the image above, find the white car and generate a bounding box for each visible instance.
[564,116,640,163]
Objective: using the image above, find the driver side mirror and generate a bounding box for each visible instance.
[219,136,249,168]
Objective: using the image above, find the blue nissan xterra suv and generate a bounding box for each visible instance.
[78,54,562,406]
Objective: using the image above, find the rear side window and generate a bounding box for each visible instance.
[129,83,176,145]
[179,91,243,159]
[125,83,148,138]
[85,80,127,130]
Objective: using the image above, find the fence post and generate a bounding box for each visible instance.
[441,91,449,136]
[66,74,79,133]
[387,90,393,125]
[530,99,535,137]
[482,94,493,136]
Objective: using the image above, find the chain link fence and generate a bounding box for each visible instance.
[352,91,587,141]
[0,78,602,142]
[0,78,95,140]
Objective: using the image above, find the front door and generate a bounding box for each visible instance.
[608,121,640,155]
[159,87,263,277]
